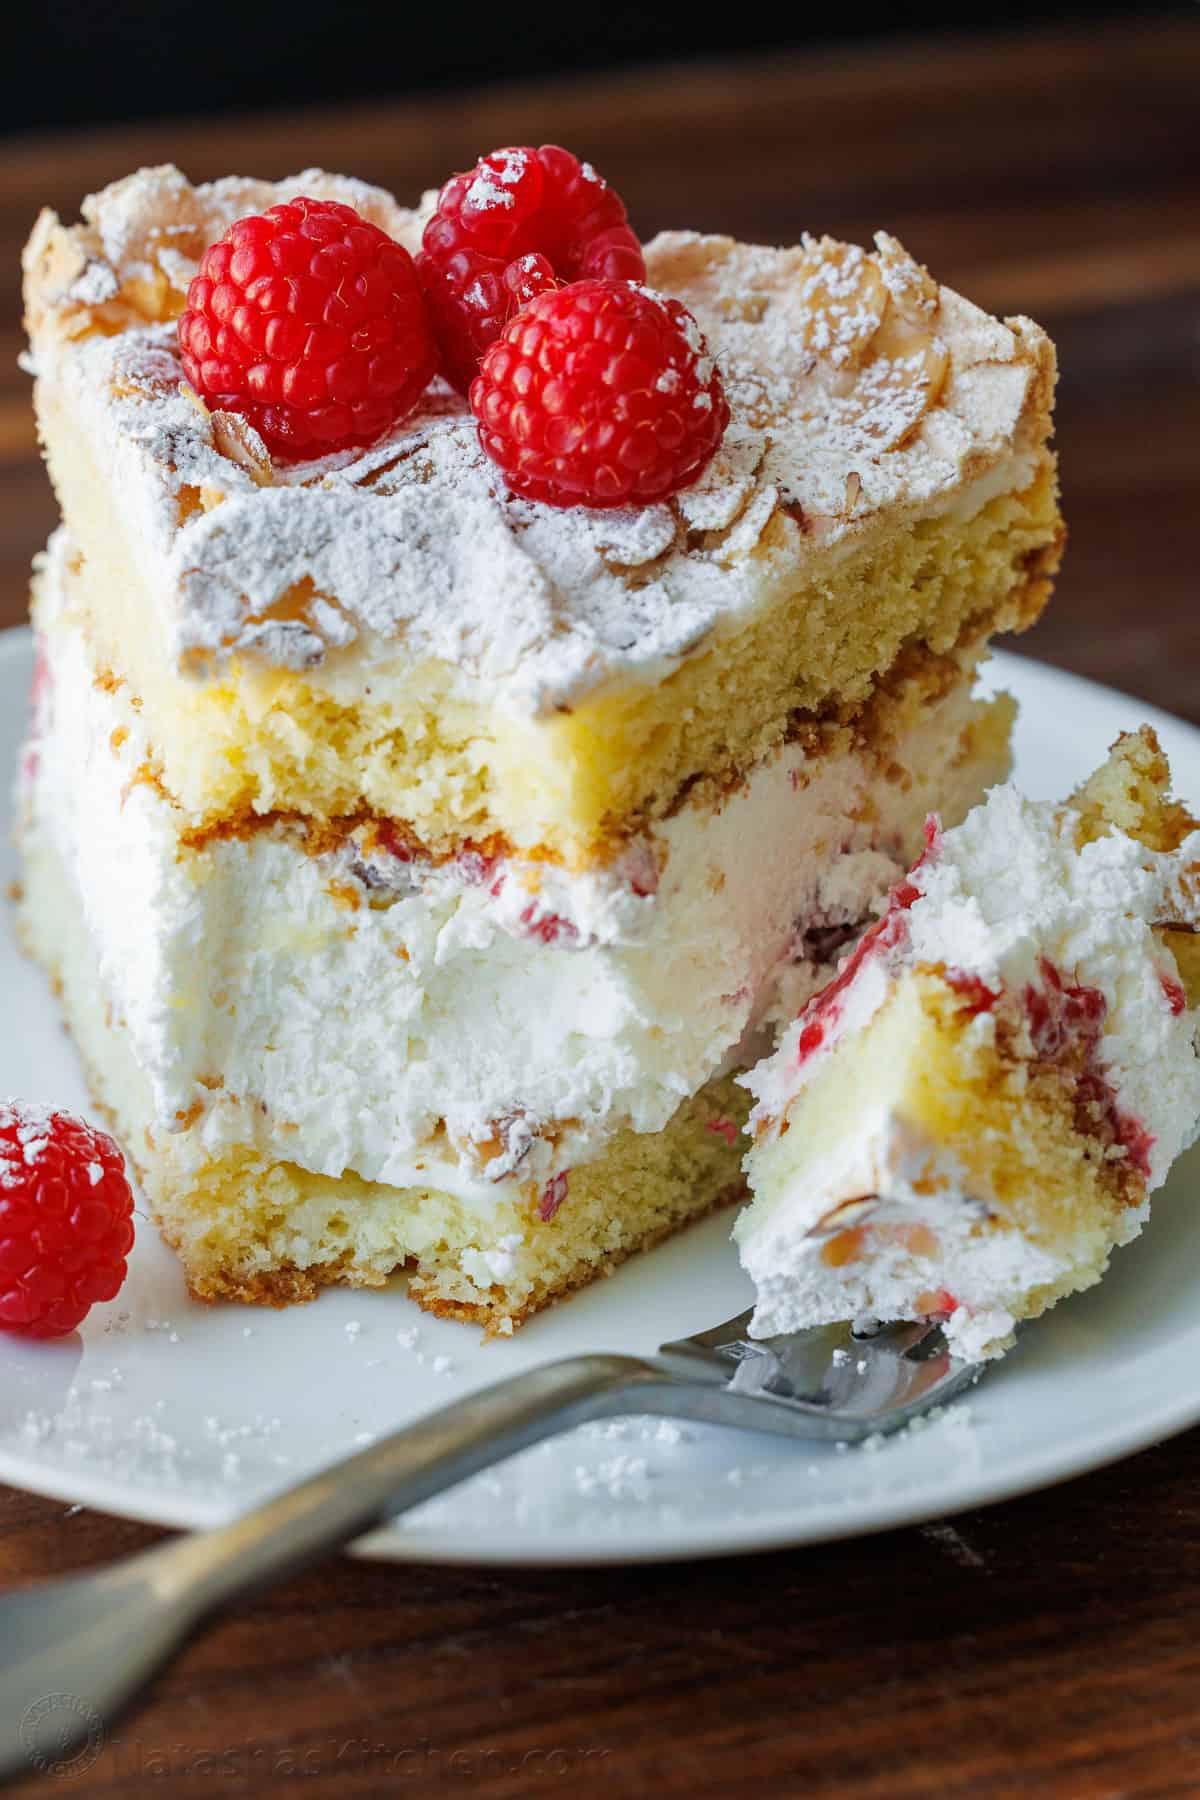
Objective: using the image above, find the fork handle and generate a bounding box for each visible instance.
[148,1353,667,1614]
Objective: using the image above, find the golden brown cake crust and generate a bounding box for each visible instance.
[408,1179,747,1335]
[175,1177,747,1334]
[80,602,1039,874]
[1070,724,1198,852]
[182,1253,390,1309]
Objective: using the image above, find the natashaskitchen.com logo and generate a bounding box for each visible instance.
[17,1705,611,1782]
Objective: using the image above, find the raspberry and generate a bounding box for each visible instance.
[470,278,729,508]
[417,146,645,391]
[178,197,436,460]
[0,1101,135,1339]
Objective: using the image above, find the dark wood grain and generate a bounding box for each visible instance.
[2,17,1199,1797]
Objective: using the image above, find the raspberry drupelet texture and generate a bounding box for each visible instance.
[0,1102,135,1338]
[178,197,436,459]
[417,145,645,392]
[470,277,730,508]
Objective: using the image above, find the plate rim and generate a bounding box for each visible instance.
[3,621,1200,1566]
[0,1367,1196,1568]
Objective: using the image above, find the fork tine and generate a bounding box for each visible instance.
[655,1314,983,1440]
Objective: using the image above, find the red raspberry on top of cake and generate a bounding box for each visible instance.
[178,196,435,457]
[470,277,730,507]
[417,145,645,391]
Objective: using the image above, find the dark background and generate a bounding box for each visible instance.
[13,0,1154,135]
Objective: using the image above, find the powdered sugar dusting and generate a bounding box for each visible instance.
[463,147,531,214]
[68,262,120,306]
[27,168,1051,719]
[1,1098,58,1175]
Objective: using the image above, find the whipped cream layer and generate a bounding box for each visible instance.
[22,550,1004,1210]
[747,781,1200,1186]
[24,166,1053,716]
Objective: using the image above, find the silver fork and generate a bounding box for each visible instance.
[0,1311,978,1783]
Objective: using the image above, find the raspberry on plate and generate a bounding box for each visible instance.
[417,145,645,392]
[0,1101,135,1338]
[178,197,436,460]
[470,277,730,509]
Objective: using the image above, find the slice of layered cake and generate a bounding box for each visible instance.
[738,730,1200,1360]
[17,158,1061,1329]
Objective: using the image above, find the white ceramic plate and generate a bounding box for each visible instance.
[2,624,1199,1565]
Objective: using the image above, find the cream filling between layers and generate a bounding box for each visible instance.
[22,566,1010,1211]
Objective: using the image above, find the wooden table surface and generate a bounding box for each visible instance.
[1,16,1198,1796]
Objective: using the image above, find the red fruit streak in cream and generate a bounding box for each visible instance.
[519,905,579,947]
[538,1172,569,1221]
[1161,972,1188,1016]
[1024,957,1154,1179]
[791,817,942,1074]
[944,971,1001,1016]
